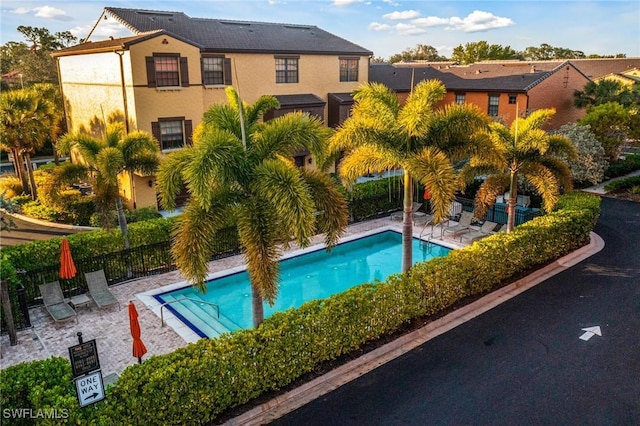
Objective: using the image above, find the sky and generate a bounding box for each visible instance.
[1,0,638,60]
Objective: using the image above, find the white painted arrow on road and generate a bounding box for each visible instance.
[579,326,602,341]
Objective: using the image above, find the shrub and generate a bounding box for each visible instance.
[604,175,640,192]
[2,193,600,425]
[605,154,640,179]
[0,175,24,198]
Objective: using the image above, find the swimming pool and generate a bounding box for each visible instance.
[153,230,451,338]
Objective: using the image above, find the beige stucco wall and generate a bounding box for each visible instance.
[58,52,137,133]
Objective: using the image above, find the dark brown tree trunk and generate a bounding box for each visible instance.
[115,196,130,250]
[24,152,38,200]
[13,149,29,195]
[0,280,18,346]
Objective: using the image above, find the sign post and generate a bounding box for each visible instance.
[68,338,105,407]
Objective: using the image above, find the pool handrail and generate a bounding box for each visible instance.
[160,297,220,327]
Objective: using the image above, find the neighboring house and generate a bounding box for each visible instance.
[374,58,640,129]
[52,7,372,210]
[596,67,640,87]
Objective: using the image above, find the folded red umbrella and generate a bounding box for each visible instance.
[59,237,77,279]
[129,301,147,364]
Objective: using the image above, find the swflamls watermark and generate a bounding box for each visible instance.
[2,408,69,419]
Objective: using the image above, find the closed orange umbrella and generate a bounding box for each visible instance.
[128,301,147,364]
[59,237,77,279]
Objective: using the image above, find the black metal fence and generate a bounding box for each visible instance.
[1,227,240,333]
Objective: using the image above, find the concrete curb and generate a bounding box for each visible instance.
[4,212,98,231]
[225,231,605,426]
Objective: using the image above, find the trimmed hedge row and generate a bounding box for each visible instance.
[1,217,178,272]
[0,192,600,425]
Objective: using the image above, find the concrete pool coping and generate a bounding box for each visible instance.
[223,231,605,425]
[137,225,460,343]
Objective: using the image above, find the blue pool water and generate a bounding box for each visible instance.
[154,230,450,338]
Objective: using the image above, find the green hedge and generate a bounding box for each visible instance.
[0,192,600,425]
[1,217,178,271]
[604,175,640,192]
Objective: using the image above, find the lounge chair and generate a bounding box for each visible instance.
[443,211,473,238]
[85,270,120,309]
[39,281,77,323]
[390,202,423,221]
[460,220,499,243]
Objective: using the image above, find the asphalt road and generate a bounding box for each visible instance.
[0,215,87,248]
[273,197,640,425]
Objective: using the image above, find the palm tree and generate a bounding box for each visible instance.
[156,87,348,327]
[57,122,159,249]
[330,80,489,272]
[462,108,576,232]
[0,87,56,200]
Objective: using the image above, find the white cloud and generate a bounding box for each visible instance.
[11,8,31,15]
[394,22,426,36]
[33,6,70,20]
[368,22,391,31]
[447,10,514,33]
[382,0,399,6]
[411,16,450,27]
[332,0,363,6]
[383,10,420,20]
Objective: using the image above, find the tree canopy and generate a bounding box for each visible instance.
[0,26,77,86]
[389,44,447,63]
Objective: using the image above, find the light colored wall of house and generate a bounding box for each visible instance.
[57,52,136,133]
[129,36,205,135]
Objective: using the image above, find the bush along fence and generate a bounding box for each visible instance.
[0,192,600,425]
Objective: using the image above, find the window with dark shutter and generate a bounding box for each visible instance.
[152,117,188,151]
[146,57,157,88]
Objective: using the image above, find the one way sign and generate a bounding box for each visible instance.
[74,370,105,407]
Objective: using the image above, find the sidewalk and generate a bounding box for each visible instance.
[579,170,640,195]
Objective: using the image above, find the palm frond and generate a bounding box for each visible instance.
[95,147,124,184]
[300,169,348,248]
[398,79,446,137]
[522,164,559,212]
[105,122,125,147]
[252,112,333,164]
[547,134,578,159]
[184,130,247,210]
[57,132,102,161]
[405,146,459,224]
[171,202,230,291]
[203,104,242,140]
[353,83,401,116]
[245,95,280,126]
[252,159,316,248]
[338,143,402,184]
[473,174,510,219]
[156,149,194,210]
[119,131,159,162]
[236,198,281,303]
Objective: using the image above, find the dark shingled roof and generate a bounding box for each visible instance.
[273,94,326,107]
[102,7,372,56]
[369,62,572,93]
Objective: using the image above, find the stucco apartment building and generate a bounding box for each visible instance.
[52,7,639,211]
[52,7,372,209]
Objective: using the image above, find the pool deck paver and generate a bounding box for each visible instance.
[0,216,604,425]
[0,217,440,375]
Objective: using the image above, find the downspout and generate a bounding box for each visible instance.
[116,50,135,209]
[116,50,130,134]
[55,56,71,159]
